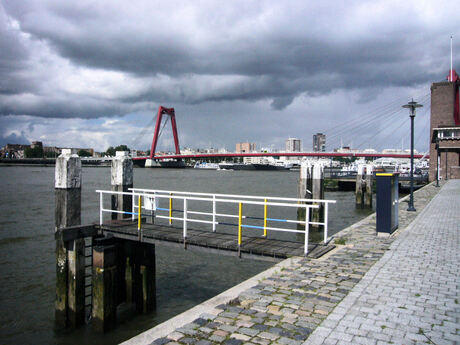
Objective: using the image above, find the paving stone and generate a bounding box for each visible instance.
[258,331,280,341]
[151,337,170,345]
[195,341,211,345]
[168,332,185,341]
[213,329,229,337]
[209,335,225,342]
[235,320,254,328]
[237,327,260,337]
[192,318,208,327]
[223,339,243,345]
[230,333,251,341]
[220,324,239,333]
[176,328,198,336]
[250,337,271,345]
[198,327,213,334]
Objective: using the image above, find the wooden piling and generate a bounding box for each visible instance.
[355,164,365,207]
[137,243,156,313]
[356,164,373,208]
[298,162,324,230]
[364,164,373,208]
[311,163,324,228]
[111,151,133,220]
[92,236,118,333]
[55,149,85,328]
[297,162,312,226]
[120,241,156,314]
[298,161,312,199]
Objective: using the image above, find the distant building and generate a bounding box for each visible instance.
[285,138,301,152]
[60,147,94,156]
[31,141,43,149]
[1,143,29,159]
[313,133,326,152]
[236,142,256,153]
[382,148,418,154]
[334,146,359,153]
[363,148,378,154]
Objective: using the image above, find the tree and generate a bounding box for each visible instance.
[24,146,44,158]
[105,145,131,156]
[44,151,58,158]
[105,146,116,156]
[115,144,130,152]
[77,149,92,157]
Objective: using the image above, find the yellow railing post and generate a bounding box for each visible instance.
[238,202,243,253]
[169,193,173,225]
[138,195,142,231]
[264,198,268,237]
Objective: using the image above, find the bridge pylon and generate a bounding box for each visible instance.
[149,106,181,159]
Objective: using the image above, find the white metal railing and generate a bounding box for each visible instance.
[96,189,336,256]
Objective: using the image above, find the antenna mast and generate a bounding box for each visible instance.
[451,35,453,82]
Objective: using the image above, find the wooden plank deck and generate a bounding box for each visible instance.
[100,219,335,262]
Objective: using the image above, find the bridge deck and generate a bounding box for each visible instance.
[100,219,334,261]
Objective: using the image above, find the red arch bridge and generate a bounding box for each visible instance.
[132,151,427,162]
[132,106,428,163]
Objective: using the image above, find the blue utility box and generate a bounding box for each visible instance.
[376,173,399,235]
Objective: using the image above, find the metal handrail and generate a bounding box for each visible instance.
[129,188,336,204]
[129,188,335,244]
[96,189,335,256]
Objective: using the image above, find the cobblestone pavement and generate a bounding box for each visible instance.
[146,182,453,345]
[305,180,460,345]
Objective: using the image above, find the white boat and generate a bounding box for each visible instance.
[193,162,219,169]
[372,158,400,172]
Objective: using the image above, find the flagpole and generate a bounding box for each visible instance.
[451,35,453,81]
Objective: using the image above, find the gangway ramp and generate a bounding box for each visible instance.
[100,219,335,261]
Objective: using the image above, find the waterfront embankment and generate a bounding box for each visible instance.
[123,180,459,345]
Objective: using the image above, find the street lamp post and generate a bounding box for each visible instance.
[402,99,422,212]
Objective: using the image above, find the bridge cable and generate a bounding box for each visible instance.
[325,91,431,150]
[323,90,429,137]
[130,116,156,149]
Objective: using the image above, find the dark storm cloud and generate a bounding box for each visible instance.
[0,132,29,147]
[0,0,459,120]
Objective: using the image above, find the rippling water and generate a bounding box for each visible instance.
[0,166,373,344]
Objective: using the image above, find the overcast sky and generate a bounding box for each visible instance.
[1,0,459,153]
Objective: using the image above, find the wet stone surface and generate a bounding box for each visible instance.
[148,183,443,345]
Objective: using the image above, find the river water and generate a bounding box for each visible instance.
[0,166,373,344]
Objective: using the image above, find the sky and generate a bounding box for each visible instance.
[1,0,459,153]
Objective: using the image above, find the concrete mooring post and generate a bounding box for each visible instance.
[55,149,85,328]
[111,151,133,220]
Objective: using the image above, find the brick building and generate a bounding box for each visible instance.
[429,69,460,181]
[235,142,256,153]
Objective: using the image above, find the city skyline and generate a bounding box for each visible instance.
[1,1,459,153]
